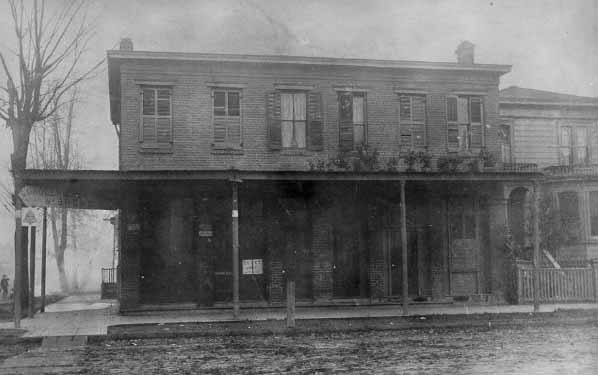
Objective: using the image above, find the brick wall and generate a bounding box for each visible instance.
[118,60,501,171]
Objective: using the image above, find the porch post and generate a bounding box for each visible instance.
[41,207,47,313]
[28,227,36,318]
[231,181,240,319]
[400,180,409,315]
[532,181,541,312]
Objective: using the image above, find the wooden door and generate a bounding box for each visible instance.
[381,228,418,297]
[332,227,361,297]
[448,198,480,296]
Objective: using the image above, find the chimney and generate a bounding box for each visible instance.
[455,41,474,65]
[119,38,133,51]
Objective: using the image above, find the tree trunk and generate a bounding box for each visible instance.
[50,207,69,293]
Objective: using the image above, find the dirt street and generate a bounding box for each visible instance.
[1,323,597,374]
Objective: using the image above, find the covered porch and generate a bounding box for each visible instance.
[20,169,542,315]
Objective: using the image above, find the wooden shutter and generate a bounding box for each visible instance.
[590,125,598,163]
[339,92,354,151]
[307,91,324,151]
[412,96,426,148]
[399,96,412,148]
[446,96,459,151]
[156,118,171,143]
[469,97,483,148]
[266,91,282,150]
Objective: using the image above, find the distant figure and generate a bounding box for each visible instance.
[1,275,9,299]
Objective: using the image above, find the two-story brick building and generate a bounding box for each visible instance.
[21,41,543,313]
[500,86,598,266]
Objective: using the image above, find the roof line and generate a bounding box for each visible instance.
[106,50,511,74]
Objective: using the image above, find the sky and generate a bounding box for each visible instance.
[0,0,596,289]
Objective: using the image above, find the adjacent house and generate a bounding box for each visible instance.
[500,87,598,266]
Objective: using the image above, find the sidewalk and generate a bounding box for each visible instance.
[1,293,598,338]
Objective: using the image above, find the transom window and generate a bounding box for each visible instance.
[447,96,483,152]
[281,92,307,149]
[339,92,366,150]
[141,87,172,144]
[213,90,240,117]
[559,126,588,166]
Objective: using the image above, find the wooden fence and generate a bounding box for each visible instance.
[517,266,597,303]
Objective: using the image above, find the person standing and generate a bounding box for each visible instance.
[1,275,9,300]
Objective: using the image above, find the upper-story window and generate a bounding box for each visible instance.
[499,124,512,163]
[266,90,323,151]
[399,95,426,149]
[559,126,588,166]
[447,96,483,152]
[339,92,366,151]
[281,92,307,149]
[213,89,241,148]
[590,191,598,238]
[141,87,172,144]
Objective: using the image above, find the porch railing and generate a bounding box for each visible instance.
[544,164,598,177]
[517,266,597,303]
[101,267,117,299]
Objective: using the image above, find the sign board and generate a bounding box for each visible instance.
[22,207,42,227]
[242,259,263,275]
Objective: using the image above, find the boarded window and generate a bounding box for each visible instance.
[141,87,172,143]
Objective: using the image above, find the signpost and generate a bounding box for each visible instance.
[22,208,41,318]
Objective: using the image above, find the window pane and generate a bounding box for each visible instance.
[294,93,306,121]
[157,89,170,100]
[457,97,469,124]
[339,93,352,121]
[470,98,482,123]
[399,96,411,121]
[447,97,458,122]
[295,121,306,148]
[281,93,294,121]
[590,192,598,236]
[157,99,170,116]
[282,120,293,148]
[353,96,364,123]
[142,89,155,116]
[214,92,225,116]
[228,92,240,116]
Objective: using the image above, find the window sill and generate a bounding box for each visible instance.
[211,146,244,155]
[139,143,173,154]
[280,148,311,156]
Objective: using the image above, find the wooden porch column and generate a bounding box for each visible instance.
[400,180,409,315]
[532,181,541,312]
[231,181,240,319]
[28,227,36,318]
[41,208,47,313]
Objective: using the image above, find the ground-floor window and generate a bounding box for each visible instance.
[558,191,582,244]
[590,191,598,237]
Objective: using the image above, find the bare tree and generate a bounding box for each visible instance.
[0,0,101,316]
[30,85,83,292]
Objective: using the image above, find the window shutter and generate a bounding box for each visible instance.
[591,126,598,163]
[470,97,483,148]
[227,119,241,146]
[142,117,156,143]
[307,91,324,151]
[412,96,426,148]
[339,92,354,151]
[213,121,226,144]
[266,91,282,150]
[399,96,412,148]
[446,96,459,151]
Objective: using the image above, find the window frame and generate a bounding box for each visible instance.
[338,90,368,150]
[558,125,589,166]
[139,86,173,145]
[446,95,484,153]
[398,94,427,150]
[279,91,308,149]
[211,88,243,149]
[589,191,598,239]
